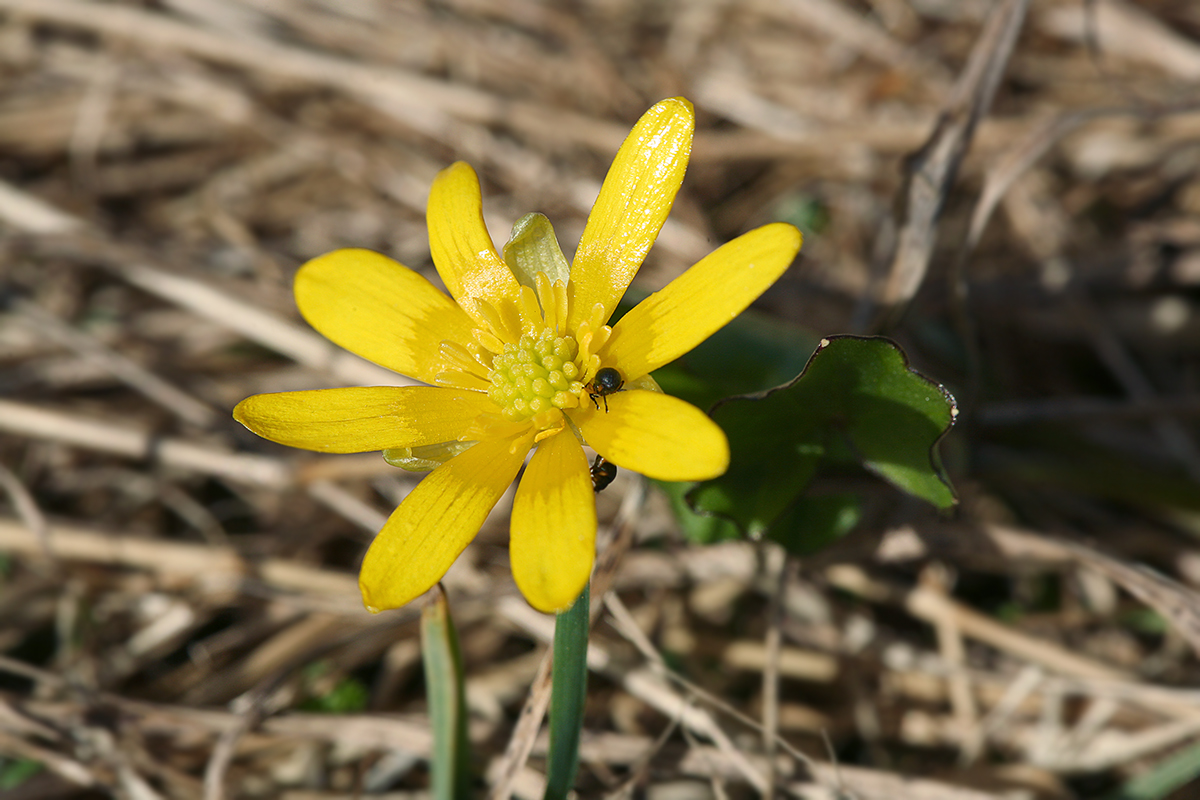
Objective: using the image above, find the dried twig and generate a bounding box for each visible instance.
[872,0,1030,324]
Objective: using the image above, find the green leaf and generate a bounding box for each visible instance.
[0,758,42,790]
[646,307,819,547]
[691,335,957,548]
[1104,737,1200,800]
[650,306,819,413]
[655,479,741,545]
[769,494,863,556]
[421,586,472,800]
[772,191,831,236]
[299,675,369,713]
[544,583,589,800]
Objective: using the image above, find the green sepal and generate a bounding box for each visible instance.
[504,213,571,290]
[384,441,477,472]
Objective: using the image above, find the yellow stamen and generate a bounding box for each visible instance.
[473,328,506,355]
[518,284,543,333]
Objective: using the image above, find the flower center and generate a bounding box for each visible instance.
[433,215,616,432]
[487,329,586,421]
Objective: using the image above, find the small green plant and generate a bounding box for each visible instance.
[0,758,42,790]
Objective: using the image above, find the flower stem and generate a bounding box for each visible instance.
[543,582,589,800]
[421,585,472,800]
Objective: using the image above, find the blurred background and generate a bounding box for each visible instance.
[1,1,1200,798]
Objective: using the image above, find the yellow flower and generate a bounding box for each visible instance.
[234,98,801,614]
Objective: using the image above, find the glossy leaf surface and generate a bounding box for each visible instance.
[690,335,957,550]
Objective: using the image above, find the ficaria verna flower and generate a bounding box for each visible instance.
[234,98,801,614]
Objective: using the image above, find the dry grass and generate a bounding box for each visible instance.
[2,1,1200,798]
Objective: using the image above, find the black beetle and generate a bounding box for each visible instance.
[590,455,617,493]
[587,367,624,412]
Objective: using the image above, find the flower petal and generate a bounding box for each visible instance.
[234,387,494,453]
[574,390,728,481]
[602,223,802,378]
[569,98,695,331]
[359,431,533,612]
[510,431,596,612]
[295,249,475,384]
[427,162,521,327]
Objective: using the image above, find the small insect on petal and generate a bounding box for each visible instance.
[587,366,624,412]
[590,455,617,493]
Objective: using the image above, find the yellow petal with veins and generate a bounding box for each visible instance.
[233,387,495,453]
[427,162,521,329]
[602,223,801,378]
[568,98,694,332]
[574,390,728,481]
[510,431,596,612]
[359,431,534,612]
[295,249,475,384]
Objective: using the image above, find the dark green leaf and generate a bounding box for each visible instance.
[691,336,957,548]
[770,494,863,556]
[656,478,742,545]
[651,308,819,412]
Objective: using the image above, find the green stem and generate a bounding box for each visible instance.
[1104,737,1200,800]
[420,585,472,800]
[543,582,590,800]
